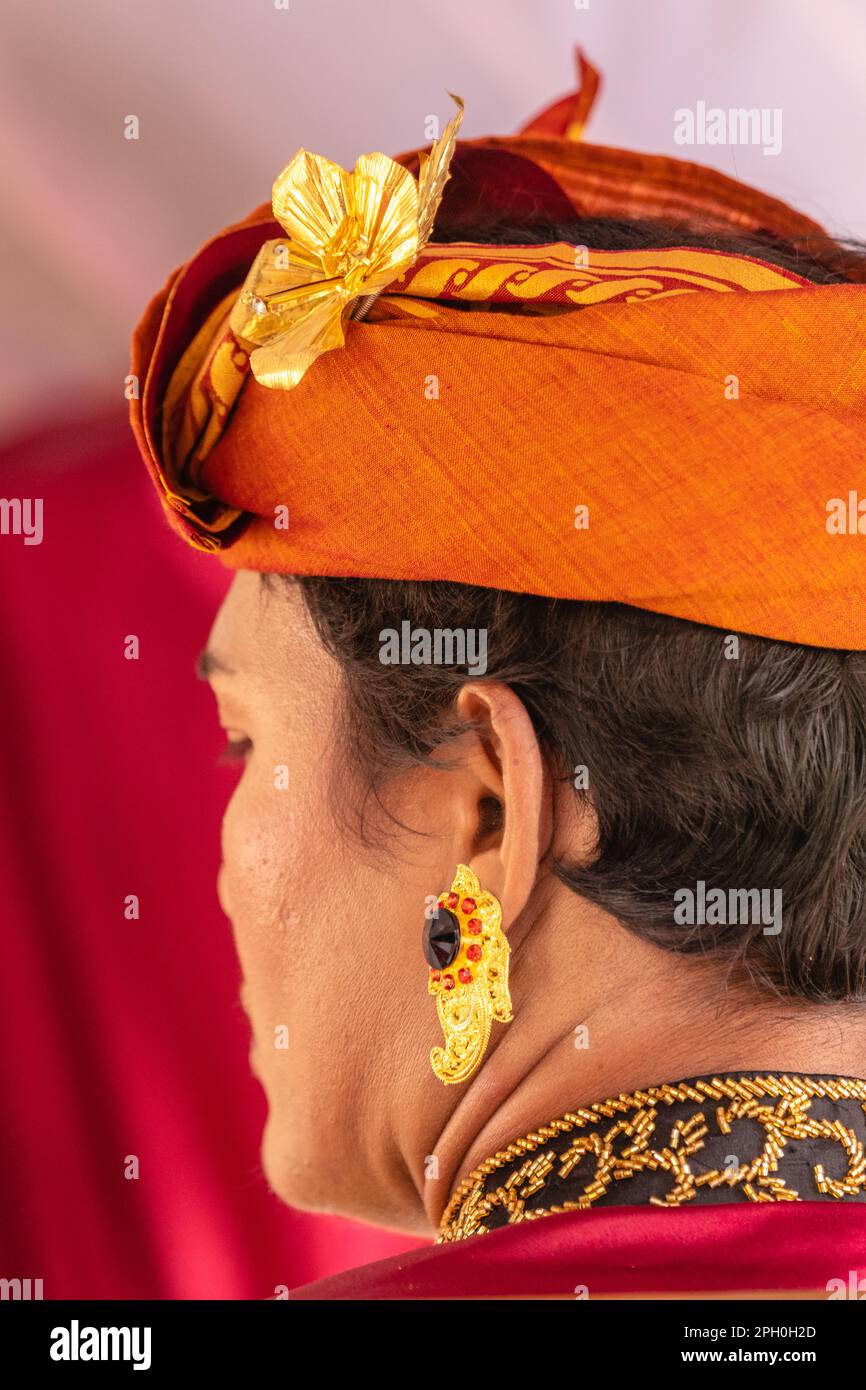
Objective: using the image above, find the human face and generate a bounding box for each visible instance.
[201,572,456,1228]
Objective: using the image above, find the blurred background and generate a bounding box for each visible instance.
[1,0,864,1298]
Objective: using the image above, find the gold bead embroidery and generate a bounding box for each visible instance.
[437,1074,866,1243]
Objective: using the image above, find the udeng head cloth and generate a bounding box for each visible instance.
[130,53,866,647]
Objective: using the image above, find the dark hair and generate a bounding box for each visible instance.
[291,216,866,1006]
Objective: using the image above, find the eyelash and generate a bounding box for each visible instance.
[218,736,253,765]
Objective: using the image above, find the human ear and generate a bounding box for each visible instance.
[453,682,553,927]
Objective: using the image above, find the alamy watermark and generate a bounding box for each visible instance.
[826,491,866,535]
[379,621,487,676]
[1,1276,43,1299]
[674,880,782,935]
[50,1320,151,1371]
[826,1271,866,1300]
[674,102,782,157]
[0,497,43,545]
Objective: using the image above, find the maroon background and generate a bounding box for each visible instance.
[0,408,424,1298]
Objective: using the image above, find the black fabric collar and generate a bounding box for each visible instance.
[438,1073,866,1243]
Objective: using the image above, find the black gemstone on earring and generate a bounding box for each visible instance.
[423,906,461,969]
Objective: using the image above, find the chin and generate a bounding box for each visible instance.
[260,1109,328,1214]
[259,1110,423,1235]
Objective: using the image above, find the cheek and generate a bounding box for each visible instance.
[218,732,371,1079]
[220,757,321,994]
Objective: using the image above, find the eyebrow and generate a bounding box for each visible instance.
[196,648,236,680]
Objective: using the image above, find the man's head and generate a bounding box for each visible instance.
[201,567,866,1231]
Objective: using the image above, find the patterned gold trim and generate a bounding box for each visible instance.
[390,242,809,306]
[437,1074,866,1242]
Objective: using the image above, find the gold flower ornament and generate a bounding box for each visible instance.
[229,97,464,391]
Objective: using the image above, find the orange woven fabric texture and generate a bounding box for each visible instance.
[129,55,866,649]
[198,284,866,646]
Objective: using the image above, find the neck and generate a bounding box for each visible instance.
[414,895,866,1233]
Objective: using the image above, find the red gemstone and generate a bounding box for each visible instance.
[466,944,482,962]
[443,974,455,990]
[461,897,477,914]
[458,967,472,984]
[446,892,459,910]
[467,918,482,934]
[431,972,441,983]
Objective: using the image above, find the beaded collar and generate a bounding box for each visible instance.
[437,1073,866,1243]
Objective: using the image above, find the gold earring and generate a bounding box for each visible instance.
[422,865,513,1085]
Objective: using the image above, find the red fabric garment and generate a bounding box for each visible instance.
[0,408,421,1297]
[290,1202,866,1300]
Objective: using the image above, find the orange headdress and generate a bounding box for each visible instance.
[130,53,866,648]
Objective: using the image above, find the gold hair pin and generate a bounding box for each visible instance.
[229,96,463,392]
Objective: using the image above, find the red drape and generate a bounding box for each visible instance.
[291,1201,866,1299]
[0,408,423,1298]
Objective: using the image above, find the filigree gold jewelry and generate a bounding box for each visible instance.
[229,96,463,392]
[436,1073,866,1241]
[423,865,512,1085]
